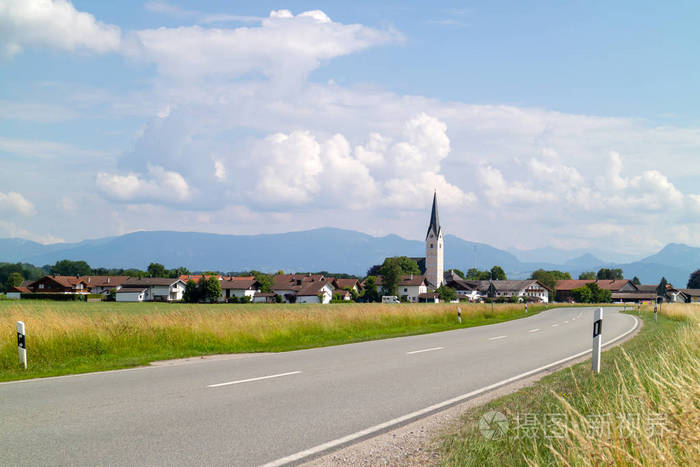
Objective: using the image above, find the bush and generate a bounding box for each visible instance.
[227,296,239,303]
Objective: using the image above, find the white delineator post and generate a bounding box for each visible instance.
[17,321,26,369]
[457,307,462,324]
[592,308,603,374]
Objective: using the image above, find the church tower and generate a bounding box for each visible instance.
[425,191,444,288]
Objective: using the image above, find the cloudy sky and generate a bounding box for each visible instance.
[1,0,700,258]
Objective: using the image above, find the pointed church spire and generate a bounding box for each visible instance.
[426,190,441,240]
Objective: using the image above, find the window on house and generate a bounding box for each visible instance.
[430,244,434,248]
[39,284,44,289]
[404,288,408,292]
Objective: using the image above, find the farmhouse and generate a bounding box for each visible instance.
[117,277,186,302]
[488,280,550,303]
[27,275,90,294]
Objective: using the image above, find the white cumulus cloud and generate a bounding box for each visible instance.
[125,9,401,81]
[96,165,192,204]
[0,0,121,57]
[0,191,35,215]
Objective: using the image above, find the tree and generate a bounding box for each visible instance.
[435,285,457,302]
[530,269,571,291]
[50,259,91,276]
[251,271,273,293]
[490,266,507,281]
[585,283,611,303]
[571,286,592,303]
[597,268,623,280]
[393,257,421,275]
[147,263,167,277]
[632,276,641,285]
[5,272,24,290]
[379,258,402,296]
[203,276,222,303]
[688,269,700,289]
[183,279,199,303]
[466,268,493,280]
[362,276,380,302]
[579,271,596,280]
[657,277,669,298]
[170,266,190,278]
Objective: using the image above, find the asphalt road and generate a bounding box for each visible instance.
[0,307,638,466]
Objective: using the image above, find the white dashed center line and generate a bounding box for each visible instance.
[529,328,540,333]
[406,347,444,355]
[552,324,559,327]
[208,371,302,388]
[488,335,507,340]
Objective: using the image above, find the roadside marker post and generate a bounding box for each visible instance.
[654,302,658,323]
[637,303,640,315]
[592,308,603,374]
[17,321,26,369]
[525,303,528,313]
[457,307,462,324]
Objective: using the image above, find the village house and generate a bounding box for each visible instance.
[26,275,90,294]
[79,276,129,296]
[219,277,259,302]
[116,277,186,302]
[488,280,550,303]
[374,275,429,302]
[272,273,336,304]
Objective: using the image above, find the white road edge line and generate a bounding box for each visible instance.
[406,347,444,355]
[261,316,639,467]
[208,371,301,388]
[488,335,507,340]
[529,328,540,333]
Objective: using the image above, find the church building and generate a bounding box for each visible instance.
[425,191,444,288]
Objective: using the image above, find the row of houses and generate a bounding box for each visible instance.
[553,279,700,303]
[5,274,363,304]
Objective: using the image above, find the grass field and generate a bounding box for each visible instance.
[0,300,551,381]
[438,303,700,466]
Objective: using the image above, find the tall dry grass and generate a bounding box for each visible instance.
[440,303,700,467]
[0,300,541,380]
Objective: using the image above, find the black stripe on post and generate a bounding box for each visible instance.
[592,319,602,338]
[17,332,25,349]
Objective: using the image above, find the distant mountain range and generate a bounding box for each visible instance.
[0,229,698,287]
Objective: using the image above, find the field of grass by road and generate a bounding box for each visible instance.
[438,303,699,466]
[0,300,552,381]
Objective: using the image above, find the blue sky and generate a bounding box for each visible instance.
[1,0,700,259]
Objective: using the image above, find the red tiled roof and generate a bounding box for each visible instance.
[555,280,595,291]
